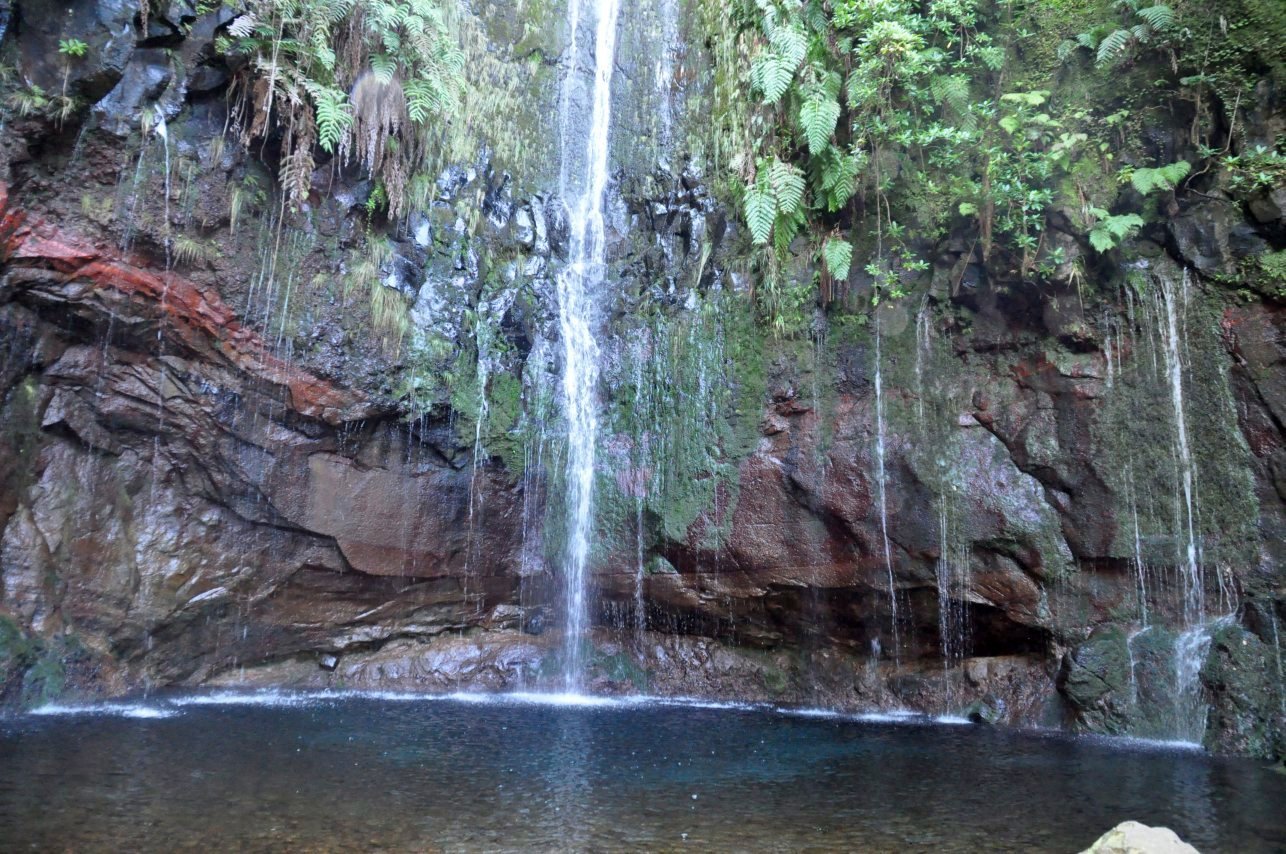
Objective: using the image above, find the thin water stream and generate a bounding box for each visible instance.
[873,316,900,665]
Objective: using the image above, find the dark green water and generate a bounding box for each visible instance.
[0,692,1281,852]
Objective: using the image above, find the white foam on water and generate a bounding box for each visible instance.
[1079,732,1206,753]
[853,711,923,723]
[778,707,846,720]
[31,703,176,719]
[168,690,317,708]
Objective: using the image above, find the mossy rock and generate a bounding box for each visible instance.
[1203,623,1279,758]
[1059,625,1133,733]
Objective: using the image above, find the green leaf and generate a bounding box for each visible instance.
[1088,226,1117,252]
[769,24,808,70]
[1088,213,1144,251]
[799,90,840,156]
[1096,29,1131,66]
[371,53,397,84]
[1130,161,1190,194]
[305,83,353,153]
[754,52,797,102]
[774,209,803,256]
[1136,5,1175,32]
[958,201,979,216]
[744,180,777,245]
[770,159,806,215]
[930,74,971,119]
[1104,213,1145,238]
[999,115,1021,134]
[823,237,853,281]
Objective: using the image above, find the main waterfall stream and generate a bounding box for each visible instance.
[555,0,620,691]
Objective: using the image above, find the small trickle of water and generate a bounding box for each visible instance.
[873,316,900,665]
[1271,610,1284,716]
[1126,626,1149,707]
[913,300,931,429]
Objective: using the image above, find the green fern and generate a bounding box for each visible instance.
[1129,160,1191,194]
[752,52,797,103]
[1136,5,1174,31]
[930,74,970,117]
[173,236,216,267]
[774,209,804,256]
[1096,28,1132,65]
[1087,209,1145,251]
[823,237,853,281]
[769,24,808,71]
[799,90,840,156]
[770,159,806,215]
[818,146,862,211]
[305,83,353,153]
[370,52,397,83]
[744,180,777,245]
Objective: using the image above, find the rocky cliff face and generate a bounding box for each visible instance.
[0,1,1282,758]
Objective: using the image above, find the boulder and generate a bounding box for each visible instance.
[1168,200,1267,276]
[1080,821,1199,854]
[14,0,138,101]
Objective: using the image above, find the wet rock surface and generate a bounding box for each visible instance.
[0,0,1281,759]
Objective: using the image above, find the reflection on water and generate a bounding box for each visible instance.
[0,692,1282,852]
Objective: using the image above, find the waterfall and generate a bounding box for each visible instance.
[1173,619,1224,743]
[873,316,900,665]
[556,0,621,691]
[1157,270,1202,624]
[631,338,648,644]
[1126,465,1149,628]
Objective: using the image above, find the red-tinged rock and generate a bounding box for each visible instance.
[0,181,371,425]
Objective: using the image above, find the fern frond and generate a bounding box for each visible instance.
[1130,160,1190,194]
[304,83,353,153]
[753,51,798,103]
[769,24,808,71]
[770,159,806,215]
[744,180,777,245]
[799,90,840,156]
[1136,5,1174,31]
[371,52,397,84]
[1096,29,1132,65]
[823,237,853,281]
[1088,213,1144,251]
[930,74,970,117]
[773,209,803,256]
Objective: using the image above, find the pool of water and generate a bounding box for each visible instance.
[1,691,1281,852]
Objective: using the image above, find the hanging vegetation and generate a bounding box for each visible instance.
[220,0,464,219]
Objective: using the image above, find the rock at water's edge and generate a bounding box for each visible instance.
[1080,821,1200,854]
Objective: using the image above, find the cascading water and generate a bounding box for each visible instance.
[556,0,621,691]
[873,316,900,665]
[935,502,970,710]
[1158,269,1203,624]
